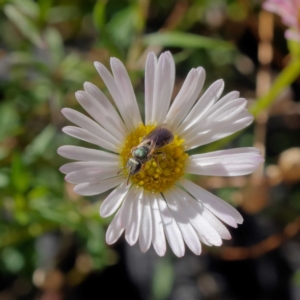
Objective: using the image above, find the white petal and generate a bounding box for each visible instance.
[173,187,222,246]
[74,176,124,196]
[94,61,134,131]
[179,178,243,227]
[139,193,152,253]
[145,52,157,124]
[198,205,231,240]
[207,98,247,122]
[100,181,130,217]
[152,52,175,124]
[186,148,264,176]
[125,189,143,246]
[59,161,119,174]
[164,190,202,255]
[65,166,119,184]
[213,90,240,107]
[75,91,124,143]
[157,194,185,257]
[106,210,124,245]
[119,187,136,229]
[62,126,118,153]
[193,91,241,127]
[177,79,224,135]
[174,187,231,240]
[206,91,240,117]
[165,67,205,131]
[110,58,142,128]
[83,82,127,139]
[61,108,120,147]
[57,145,119,162]
[184,113,254,150]
[149,193,166,256]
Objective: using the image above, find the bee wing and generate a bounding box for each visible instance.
[142,124,174,150]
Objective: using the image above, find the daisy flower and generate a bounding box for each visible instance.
[58,51,264,257]
[263,0,300,41]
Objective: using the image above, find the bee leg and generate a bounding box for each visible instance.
[127,173,131,185]
[161,151,167,161]
[153,154,162,170]
[141,163,146,171]
[155,151,168,162]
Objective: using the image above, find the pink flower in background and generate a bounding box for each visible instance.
[263,0,300,41]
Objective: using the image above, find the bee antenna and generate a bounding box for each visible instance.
[117,168,124,175]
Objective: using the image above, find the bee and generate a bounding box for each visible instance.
[125,125,174,184]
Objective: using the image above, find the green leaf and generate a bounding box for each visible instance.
[43,27,64,66]
[11,0,39,19]
[1,247,24,273]
[143,32,235,50]
[4,4,44,47]
[38,0,54,22]
[47,5,80,23]
[105,6,139,51]
[293,269,300,286]
[0,172,9,188]
[11,153,30,193]
[93,0,106,33]
[24,124,57,163]
[152,258,174,300]
[0,103,20,140]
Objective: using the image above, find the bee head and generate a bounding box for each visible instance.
[126,158,142,185]
[126,158,142,176]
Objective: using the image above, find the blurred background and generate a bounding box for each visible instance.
[1,0,300,299]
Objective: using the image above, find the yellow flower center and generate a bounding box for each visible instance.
[119,124,188,193]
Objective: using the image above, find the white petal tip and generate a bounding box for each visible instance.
[175,252,185,258]
[73,186,93,196]
[57,146,64,155]
[99,207,110,218]
[218,79,225,86]
[231,222,238,229]
[61,108,67,115]
[59,166,65,173]
[106,238,116,245]
[99,207,104,217]
[140,247,148,254]
[126,239,136,246]
[154,246,166,257]
[83,81,91,89]
[147,51,156,59]
[75,91,83,100]
[94,62,105,73]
